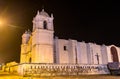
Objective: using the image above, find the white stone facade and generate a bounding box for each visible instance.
[20,9,120,67]
[3,9,120,76]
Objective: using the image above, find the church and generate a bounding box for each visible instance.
[3,9,120,76]
[20,9,120,65]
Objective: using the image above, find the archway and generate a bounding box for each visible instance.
[110,46,119,62]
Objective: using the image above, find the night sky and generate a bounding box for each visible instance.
[0,0,120,64]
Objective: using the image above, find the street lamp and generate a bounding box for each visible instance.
[0,18,7,25]
[0,20,4,26]
[0,19,25,29]
[0,21,2,25]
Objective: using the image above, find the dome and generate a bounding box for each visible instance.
[39,9,49,17]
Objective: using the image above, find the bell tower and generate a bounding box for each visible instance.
[20,30,31,63]
[31,9,54,63]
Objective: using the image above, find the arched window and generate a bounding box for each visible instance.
[29,57,31,63]
[43,21,47,29]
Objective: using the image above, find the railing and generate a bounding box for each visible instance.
[18,63,110,76]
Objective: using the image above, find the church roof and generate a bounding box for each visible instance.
[39,9,49,17]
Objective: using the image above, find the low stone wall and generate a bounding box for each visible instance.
[17,63,110,76]
[2,65,18,73]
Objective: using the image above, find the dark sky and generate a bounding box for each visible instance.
[0,0,120,63]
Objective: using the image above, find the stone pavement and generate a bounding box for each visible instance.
[0,71,120,79]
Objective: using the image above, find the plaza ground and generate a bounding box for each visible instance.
[0,71,120,79]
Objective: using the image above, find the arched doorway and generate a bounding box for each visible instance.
[110,46,119,62]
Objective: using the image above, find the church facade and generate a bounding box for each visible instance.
[3,9,120,76]
[20,9,120,65]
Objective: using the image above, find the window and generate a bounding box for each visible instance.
[43,21,47,29]
[29,57,31,63]
[64,46,67,51]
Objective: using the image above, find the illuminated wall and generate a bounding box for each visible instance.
[20,9,120,65]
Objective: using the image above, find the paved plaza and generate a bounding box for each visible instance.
[0,71,120,79]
